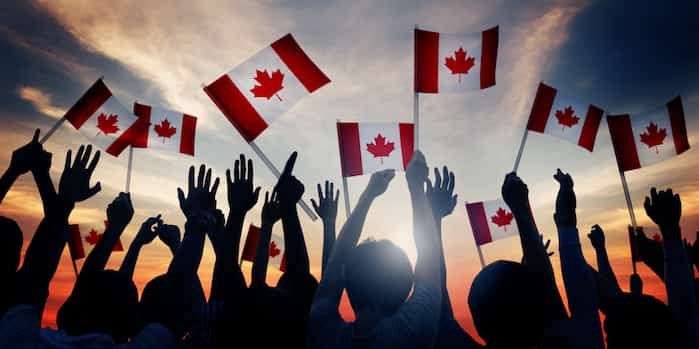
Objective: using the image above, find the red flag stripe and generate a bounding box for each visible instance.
[578,105,604,151]
[105,117,150,157]
[64,79,112,129]
[466,202,492,246]
[526,83,557,133]
[414,29,439,93]
[399,123,415,169]
[204,75,268,142]
[271,34,330,93]
[131,102,151,148]
[480,26,498,89]
[68,225,85,260]
[241,225,261,262]
[667,96,690,155]
[180,114,197,155]
[337,122,363,177]
[607,114,641,171]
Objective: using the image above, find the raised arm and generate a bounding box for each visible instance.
[501,173,567,321]
[210,155,259,301]
[587,225,621,293]
[119,215,161,279]
[311,181,339,276]
[633,226,666,280]
[644,187,699,347]
[15,145,101,311]
[275,152,310,276]
[252,191,281,288]
[81,192,133,274]
[553,169,603,348]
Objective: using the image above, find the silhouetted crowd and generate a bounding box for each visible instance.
[0,130,698,348]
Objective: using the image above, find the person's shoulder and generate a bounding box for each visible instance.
[126,323,176,349]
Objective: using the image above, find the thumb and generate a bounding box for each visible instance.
[177,188,186,206]
[87,182,101,198]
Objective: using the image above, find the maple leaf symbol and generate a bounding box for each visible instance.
[444,47,475,83]
[490,207,514,232]
[85,229,103,245]
[366,133,395,164]
[250,69,284,101]
[639,122,667,154]
[153,118,177,143]
[555,106,580,131]
[96,113,119,136]
[269,240,281,258]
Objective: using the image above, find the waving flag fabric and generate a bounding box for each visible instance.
[526,82,604,151]
[204,34,331,142]
[63,79,146,156]
[415,26,498,93]
[68,221,123,261]
[240,225,286,272]
[132,102,197,155]
[466,200,519,246]
[608,96,689,172]
[337,122,414,177]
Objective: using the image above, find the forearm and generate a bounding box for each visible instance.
[168,220,206,290]
[662,227,699,346]
[211,213,246,300]
[81,226,122,273]
[435,217,454,320]
[280,205,310,275]
[32,170,57,216]
[589,265,620,315]
[321,219,336,276]
[251,221,273,287]
[119,240,144,279]
[0,169,20,204]
[410,188,441,301]
[594,246,621,293]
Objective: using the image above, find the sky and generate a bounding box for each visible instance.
[0,0,698,340]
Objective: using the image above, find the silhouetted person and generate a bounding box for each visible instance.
[311,180,340,275]
[0,216,22,318]
[604,293,679,349]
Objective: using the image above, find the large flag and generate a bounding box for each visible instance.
[240,224,286,272]
[68,221,124,260]
[415,26,498,93]
[337,122,414,177]
[526,82,604,151]
[63,79,146,156]
[204,34,331,142]
[608,96,689,172]
[466,200,519,246]
[132,102,197,156]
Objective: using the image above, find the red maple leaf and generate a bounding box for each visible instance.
[555,106,580,131]
[96,113,119,136]
[444,47,475,83]
[269,240,281,258]
[639,122,667,154]
[85,229,103,245]
[250,69,284,101]
[490,207,514,231]
[366,133,395,164]
[153,118,177,142]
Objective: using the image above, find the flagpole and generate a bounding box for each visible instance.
[413,24,420,151]
[476,245,486,269]
[39,117,67,144]
[618,170,638,274]
[336,119,352,218]
[125,146,134,193]
[247,140,318,221]
[70,258,79,277]
[512,129,529,172]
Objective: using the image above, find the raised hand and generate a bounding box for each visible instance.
[106,192,134,233]
[644,188,682,238]
[406,150,428,193]
[553,169,576,228]
[58,144,101,204]
[275,152,304,207]
[366,169,395,199]
[134,215,162,245]
[157,223,182,254]
[588,224,606,250]
[427,166,457,219]
[8,129,48,175]
[311,181,339,224]
[501,172,529,214]
[262,191,282,227]
[226,154,260,216]
[177,164,220,221]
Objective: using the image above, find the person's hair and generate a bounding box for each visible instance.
[0,216,23,275]
[57,270,139,343]
[604,293,678,349]
[468,260,547,348]
[139,274,202,336]
[344,239,413,315]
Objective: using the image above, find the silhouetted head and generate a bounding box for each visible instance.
[277,272,319,307]
[468,260,547,348]
[345,239,413,316]
[604,293,677,348]
[57,270,138,343]
[139,274,202,336]
[0,216,22,276]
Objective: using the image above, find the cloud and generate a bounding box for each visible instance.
[16,86,66,119]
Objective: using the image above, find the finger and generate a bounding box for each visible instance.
[75,145,85,166]
[197,165,205,188]
[253,186,260,201]
[204,168,212,190]
[325,180,330,197]
[87,182,101,198]
[211,178,220,196]
[188,166,195,192]
[650,187,658,202]
[442,166,449,190]
[32,129,40,143]
[281,151,297,177]
[234,158,240,182]
[335,189,340,204]
[317,183,323,201]
[433,167,441,189]
[64,149,72,170]
[330,182,334,198]
[265,191,270,205]
[239,154,246,180]
[311,199,319,213]
[544,239,551,249]
[644,196,651,213]
[447,171,455,194]
[81,145,93,167]
[177,187,185,206]
[226,169,232,186]
[87,150,101,174]
[247,158,253,183]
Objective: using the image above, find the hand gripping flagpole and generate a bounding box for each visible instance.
[336,119,352,219]
[413,24,420,151]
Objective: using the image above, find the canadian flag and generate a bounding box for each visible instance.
[415,26,498,93]
[63,79,147,157]
[466,200,519,246]
[132,103,197,156]
[240,225,286,272]
[608,96,689,172]
[68,221,124,260]
[204,34,331,142]
[526,83,604,151]
[337,122,414,177]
